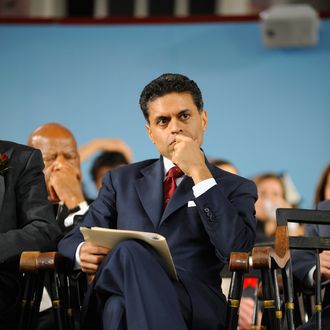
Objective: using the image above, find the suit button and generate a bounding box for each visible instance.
[204,207,214,221]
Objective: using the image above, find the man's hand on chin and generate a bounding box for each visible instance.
[49,168,85,209]
[171,134,212,184]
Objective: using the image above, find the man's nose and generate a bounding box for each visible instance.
[52,154,66,170]
[169,119,183,134]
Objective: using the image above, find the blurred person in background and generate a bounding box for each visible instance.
[78,138,132,195]
[254,172,303,242]
[90,151,129,191]
[314,163,330,207]
[28,123,90,330]
[210,158,239,175]
[238,171,302,329]
[79,138,132,164]
[292,162,330,329]
[28,122,89,231]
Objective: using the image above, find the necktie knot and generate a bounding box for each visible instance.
[167,166,184,180]
[163,166,184,209]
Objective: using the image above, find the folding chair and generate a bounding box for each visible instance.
[281,208,330,329]
[18,251,87,330]
[252,208,330,330]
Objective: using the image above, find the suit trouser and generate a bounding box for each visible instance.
[93,240,190,330]
[36,309,57,330]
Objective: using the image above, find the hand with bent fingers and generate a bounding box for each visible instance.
[79,242,111,274]
[49,164,84,209]
[171,133,212,184]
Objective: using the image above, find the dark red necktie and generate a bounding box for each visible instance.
[163,166,184,208]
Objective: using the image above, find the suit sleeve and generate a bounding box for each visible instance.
[58,172,117,269]
[0,149,62,265]
[292,224,320,285]
[194,178,257,262]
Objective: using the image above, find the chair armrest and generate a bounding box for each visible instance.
[19,251,64,273]
[229,252,250,272]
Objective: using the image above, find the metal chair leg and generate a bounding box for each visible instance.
[272,269,283,330]
[260,269,275,329]
[226,252,249,330]
[281,262,295,330]
[50,272,66,330]
[315,249,322,330]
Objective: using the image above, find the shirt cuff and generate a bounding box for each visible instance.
[74,241,85,270]
[192,178,217,198]
[308,265,330,287]
[39,287,52,312]
[64,201,89,228]
[307,266,316,287]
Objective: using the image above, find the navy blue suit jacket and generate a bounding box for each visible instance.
[58,157,257,325]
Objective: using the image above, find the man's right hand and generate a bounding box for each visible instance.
[171,133,212,184]
[79,242,111,274]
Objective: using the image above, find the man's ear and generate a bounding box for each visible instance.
[201,110,208,132]
[145,124,155,144]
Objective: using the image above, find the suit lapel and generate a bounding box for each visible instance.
[160,159,222,225]
[135,158,164,229]
[134,156,222,229]
[160,176,194,224]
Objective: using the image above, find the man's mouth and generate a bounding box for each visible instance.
[169,139,176,146]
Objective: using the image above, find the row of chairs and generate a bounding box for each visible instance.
[227,208,330,330]
[18,208,330,330]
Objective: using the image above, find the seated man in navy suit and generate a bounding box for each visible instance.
[58,73,258,330]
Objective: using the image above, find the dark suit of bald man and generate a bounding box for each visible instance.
[0,140,62,330]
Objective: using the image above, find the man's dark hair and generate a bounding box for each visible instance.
[90,151,129,182]
[139,73,204,121]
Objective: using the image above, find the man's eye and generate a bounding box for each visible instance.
[44,156,56,162]
[157,118,168,125]
[180,113,190,120]
[65,152,79,160]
